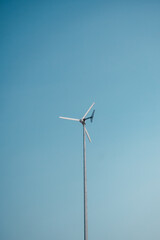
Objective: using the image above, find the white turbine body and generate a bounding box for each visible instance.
[59,102,95,240]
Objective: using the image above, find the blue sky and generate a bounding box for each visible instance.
[1,0,160,239]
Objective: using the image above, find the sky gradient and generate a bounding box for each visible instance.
[1,0,160,240]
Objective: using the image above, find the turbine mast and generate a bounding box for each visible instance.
[83,123,88,240]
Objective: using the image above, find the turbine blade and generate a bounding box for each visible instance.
[85,128,92,143]
[59,116,80,122]
[82,102,95,119]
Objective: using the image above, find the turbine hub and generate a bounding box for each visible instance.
[80,119,85,125]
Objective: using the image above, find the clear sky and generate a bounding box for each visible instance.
[1,0,160,239]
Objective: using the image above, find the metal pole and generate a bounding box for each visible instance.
[83,123,88,240]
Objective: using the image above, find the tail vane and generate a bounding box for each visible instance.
[90,110,95,122]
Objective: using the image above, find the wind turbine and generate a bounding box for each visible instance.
[59,102,95,240]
